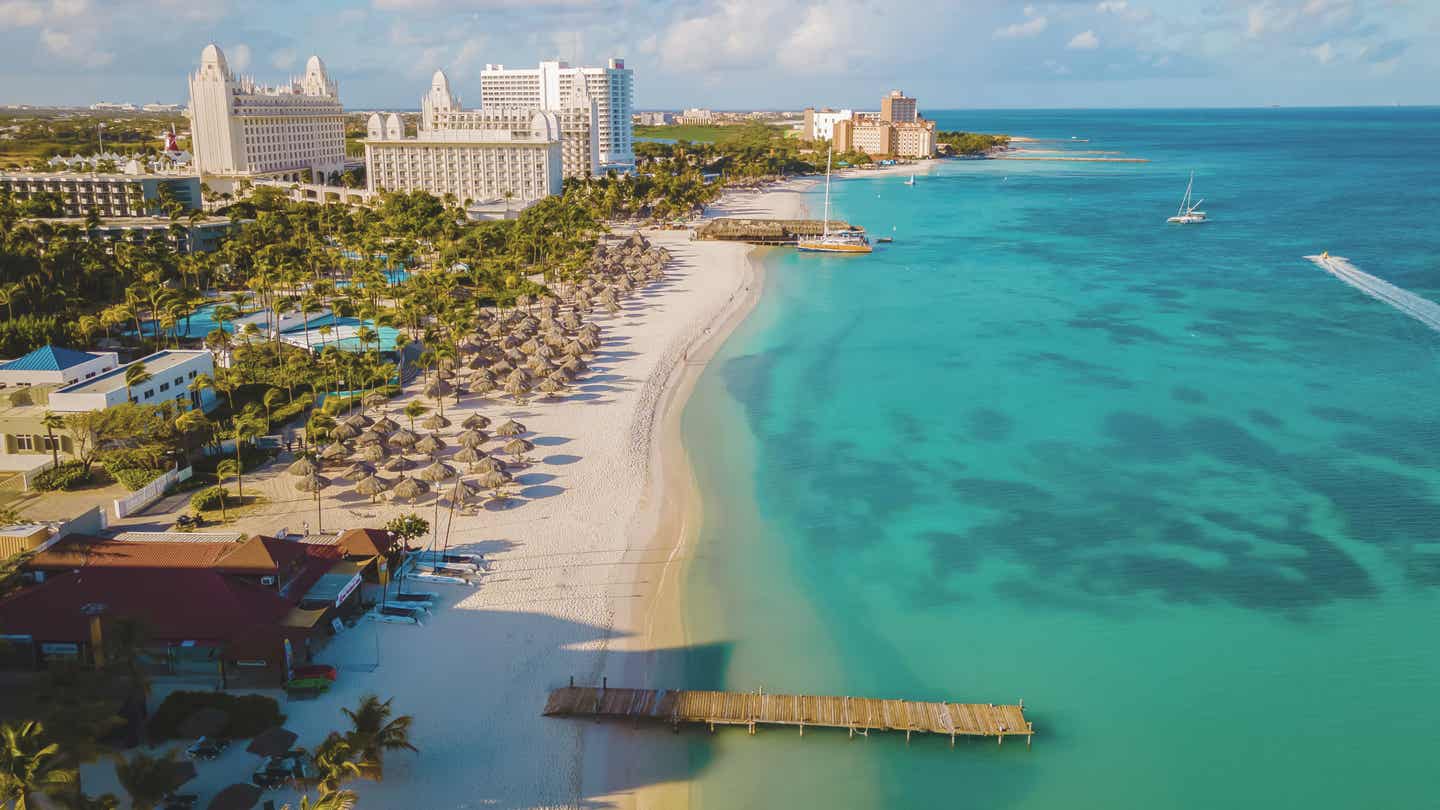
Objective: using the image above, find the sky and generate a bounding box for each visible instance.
[0,0,1436,109]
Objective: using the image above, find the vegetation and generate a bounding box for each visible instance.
[0,110,188,168]
[113,748,181,810]
[339,694,416,782]
[31,461,90,492]
[189,485,227,512]
[146,691,284,742]
[383,514,429,548]
[936,131,1011,155]
[0,720,75,809]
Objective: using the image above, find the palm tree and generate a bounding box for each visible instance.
[283,790,358,810]
[263,387,286,426]
[341,694,416,781]
[0,282,23,320]
[41,411,64,468]
[113,749,180,810]
[214,459,239,518]
[187,373,216,412]
[0,721,76,810]
[402,401,427,431]
[123,362,151,404]
[309,733,361,795]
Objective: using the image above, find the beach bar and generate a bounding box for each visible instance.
[544,684,1034,747]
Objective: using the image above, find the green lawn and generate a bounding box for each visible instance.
[635,124,780,144]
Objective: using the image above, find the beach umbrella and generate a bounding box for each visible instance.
[474,456,506,475]
[477,469,513,491]
[420,460,457,482]
[330,422,359,440]
[341,461,376,479]
[161,760,197,793]
[364,391,390,409]
[393,475,429,502]
[294,472,329,494]
[453,446,486,468]
[355,474,390,502]
[502,437,534,458]
[384,455,412,472]
[286,456,318,476]
[457,429,488,449]
[560,357,586,376]
[461,413,492,430]
[563,339,587,357]
[207,783,262,810]
[470,378,497,397]
[421,413,451,431]
[388,428,418,449]
[489,360,513,375]
[179,707,228,740]
[414,434,446,455]
[319,442,349,461]
[371,416,399,433]
[536,379,563,398]
[435,368,456,381]
[519,338,540,355]
[246,727,298,758]
[535,343,557,360]
[504,378,530,402]
[354,431,383,447]
[359,443,390,462]
[496,419,526,438]
[343,413,371,429]
[424,379,453,398]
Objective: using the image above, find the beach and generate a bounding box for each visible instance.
[94,179,816,809]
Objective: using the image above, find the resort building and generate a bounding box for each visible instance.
[24,217,239,255]
[45,349,217,413]
[880,90,919,123]
[892,121,938,158]
[0,346,119,389]
[676,108,714,126]
[0,172,201,217]
[186,44,346,182]
[635,111,673,126]
[364,110,564,209]
[421,70,598,180]
[801,108,854,142]
[833,117,893,156]
[480,59,633,167]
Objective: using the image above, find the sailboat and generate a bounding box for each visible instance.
[797,146,872,254]
[903,174,916,186]
[1167,172,1207,224]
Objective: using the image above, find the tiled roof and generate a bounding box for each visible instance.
[327,528,400,559]
[29,535,241,570]
[0,345,100,372]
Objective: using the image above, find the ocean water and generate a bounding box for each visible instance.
[679,109,1440,809]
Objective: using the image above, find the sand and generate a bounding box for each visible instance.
[85,180,813,810]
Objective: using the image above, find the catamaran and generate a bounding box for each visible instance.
[1167,172,1207,224]
[797,147,872,254]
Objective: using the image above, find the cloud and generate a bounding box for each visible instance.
[271,48,296,70]
[0,0,45,27]
[1068,30,1100,49]
[994,10,1048,39]
[1309,41,1335,62]
[228,43,251,71]
[1096,0,1126,11]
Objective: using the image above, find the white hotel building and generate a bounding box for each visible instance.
[186,44,346,183]
[480,59,634,168]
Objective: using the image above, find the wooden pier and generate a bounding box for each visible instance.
[695,218,862,245]
[543,684,1034,747]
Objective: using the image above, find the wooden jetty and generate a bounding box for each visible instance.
[543,684,1034,748]
[695,218,862,246]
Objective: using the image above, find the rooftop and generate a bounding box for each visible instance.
[0,345,105,373]
[51,349,209,397]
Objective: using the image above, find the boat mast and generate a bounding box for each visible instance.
[822,146,833,238]
[1179,171,1193,216]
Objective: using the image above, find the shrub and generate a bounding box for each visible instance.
[110,466,162,491]
[101,450,165,492]
[32,461,90,491]
[147,691,286,742]
[190,486,227,511]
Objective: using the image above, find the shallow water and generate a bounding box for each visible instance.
[680,108,1440,808]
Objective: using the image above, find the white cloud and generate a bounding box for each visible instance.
[993,13,1048,39]
[228,43,251,71]
[1068,30,1100,49]
[1096,0,1126,12]
[0,0,45,27]
[1309,41,1335,62]
[271,48,296,70]
[51,0,87,16]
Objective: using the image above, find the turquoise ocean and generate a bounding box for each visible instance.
[677,108,1440,808]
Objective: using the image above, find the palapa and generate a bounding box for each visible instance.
[453,445,487,466]
[286,456,318,476]
[502,437,535,458]
[421,413,451,430]
[424,379,454,398]
[388,428,418,448]
[474,456,506,475]
[414,434,446,455]
[461,413,492,430]
[319,442,350,460]
[370,416,399,433]
[359,443,390,462]
[294,472,329,493]
[341,461,376,479]
[355,474,389,501]
[330,422,360,440]
[420,460,457,482]
[384,455,413,472]
[457,429,488,448]
[392,475,429,501]
[496,419,526,437]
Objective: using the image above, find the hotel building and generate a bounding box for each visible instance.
[880,90,918,123]
[187,44,346,182]
[421,70,598,180]
[0,172,201,217]
[480,59,634,168]
[364,110,564,209]
[801,108,855,142]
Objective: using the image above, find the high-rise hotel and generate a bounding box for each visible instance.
[186,44,346,182]
[480,59,634,168]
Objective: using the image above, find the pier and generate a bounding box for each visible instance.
[543,684,1035,747]
[695,217,862,245]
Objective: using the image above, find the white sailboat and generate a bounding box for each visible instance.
[903,174,916,186]
[797,146,872,254]
[1167,171,1207,224]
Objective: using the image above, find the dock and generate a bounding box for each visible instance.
[543,684,1035,747]
[695,218,862,245]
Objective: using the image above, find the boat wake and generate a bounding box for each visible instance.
[1307,254,1440,333]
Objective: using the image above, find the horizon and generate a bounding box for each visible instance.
[1,1,1436,110]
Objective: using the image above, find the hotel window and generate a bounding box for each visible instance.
[15,435,34,451]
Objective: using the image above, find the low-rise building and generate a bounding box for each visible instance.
[25,217,239,254]
[802,108,854,142]
[0,346,120,390]
[635,111,673,126]
[0,172,202,217]
[45,349,216,413]
[880,90,918,123]
[676,108,714,126]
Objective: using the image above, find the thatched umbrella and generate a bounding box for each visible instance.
[561,357,586,375]
[536,379,563,398]
[424,379,453,399]
[319,442,349,461]
[457,429,488,449]
[477,469,513,495]
[343,413,371,429]
[363,391,390,409]
[330,422,360,441]
[179,707,229,739]
[414,434,446,456]
[341,461,376,480]
[421,413,451,431]
[359,443,390,462]
[453,446,487,468]
[355,473,389,502]
[393,475,429,502]
[371,415,400,433]
[496,419,526,438]
[474,456,506,475]
[461,413,492,430]
[450,477,482,505]
[384,455,413,472]
[354,431,383,447]
[207,783,262,810]
[294,472,329,494]
[420,460,456,482]
[502,438,535,460]
[489,360,513,375]
[388,428,418,449]
[287,456,318,476]
[504,378,530,402]
[470,378,497,397]
[246,727,298,758]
